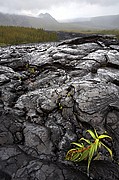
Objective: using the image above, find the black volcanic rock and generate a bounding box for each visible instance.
[0,35,119,179]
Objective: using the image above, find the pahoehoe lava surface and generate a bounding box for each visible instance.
[0,34,119,180]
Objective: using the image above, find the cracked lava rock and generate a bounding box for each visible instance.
[0,34,119,180]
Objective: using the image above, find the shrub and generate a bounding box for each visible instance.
[65,129,112,175]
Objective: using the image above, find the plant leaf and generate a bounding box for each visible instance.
[65,149,77,160]
[71,152,81,161]
[94,129,99,138]
[79,137,91,144]
[77,148,90,162]
[87,143,96,173]
[98,134,112,140]
[93,152,100,160]
[71,142,84,148]
[100,142,113,158]
[87,130,96,140]
[94,139,99,153]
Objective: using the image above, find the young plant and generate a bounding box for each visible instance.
[65,129,112,175]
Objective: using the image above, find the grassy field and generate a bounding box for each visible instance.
[70,29,119,39]
[0,26,58,46]
[0,26,118,46]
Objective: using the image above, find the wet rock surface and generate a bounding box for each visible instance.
[0,35,119,180]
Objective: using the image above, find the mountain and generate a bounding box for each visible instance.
[38,13,58,23]
[61,17,91,23]
[65,14,119,29]
[0,12,59,30]
[0,12,119,30]
[91,14,119,29]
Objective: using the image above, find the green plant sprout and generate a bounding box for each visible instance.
[65,129,112,175]
[58,103,63,110]
[29,67,35,74]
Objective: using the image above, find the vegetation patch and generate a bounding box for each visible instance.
[66,129,112,176]
[66,29,119,40]
[0,26,57,46]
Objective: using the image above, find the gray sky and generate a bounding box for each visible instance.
[0,0,119,20]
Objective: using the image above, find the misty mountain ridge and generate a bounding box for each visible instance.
[60,17,91,23]
[39,13,52,18]
[38,13,58,23]
[0,12,59,30]
[0,12,119,30]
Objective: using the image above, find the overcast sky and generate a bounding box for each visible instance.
[0,0,119,21]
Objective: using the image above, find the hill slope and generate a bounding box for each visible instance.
[65,14,119,30]
[91,14,119,29]
[0,12,60,30]
[0,12,119,30]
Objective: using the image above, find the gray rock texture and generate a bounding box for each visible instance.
[0,34,119,179]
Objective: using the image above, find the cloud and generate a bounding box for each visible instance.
[79,0,119,6]
[0,0,119,12]
[0,0,119,20]
[49,1,119,20]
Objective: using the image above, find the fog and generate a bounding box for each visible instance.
[0,0,119,20]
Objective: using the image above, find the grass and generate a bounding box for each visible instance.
[0,26,118,46]
[87,29,119,39]
[0,26,58,46]
[65,29,119,39]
